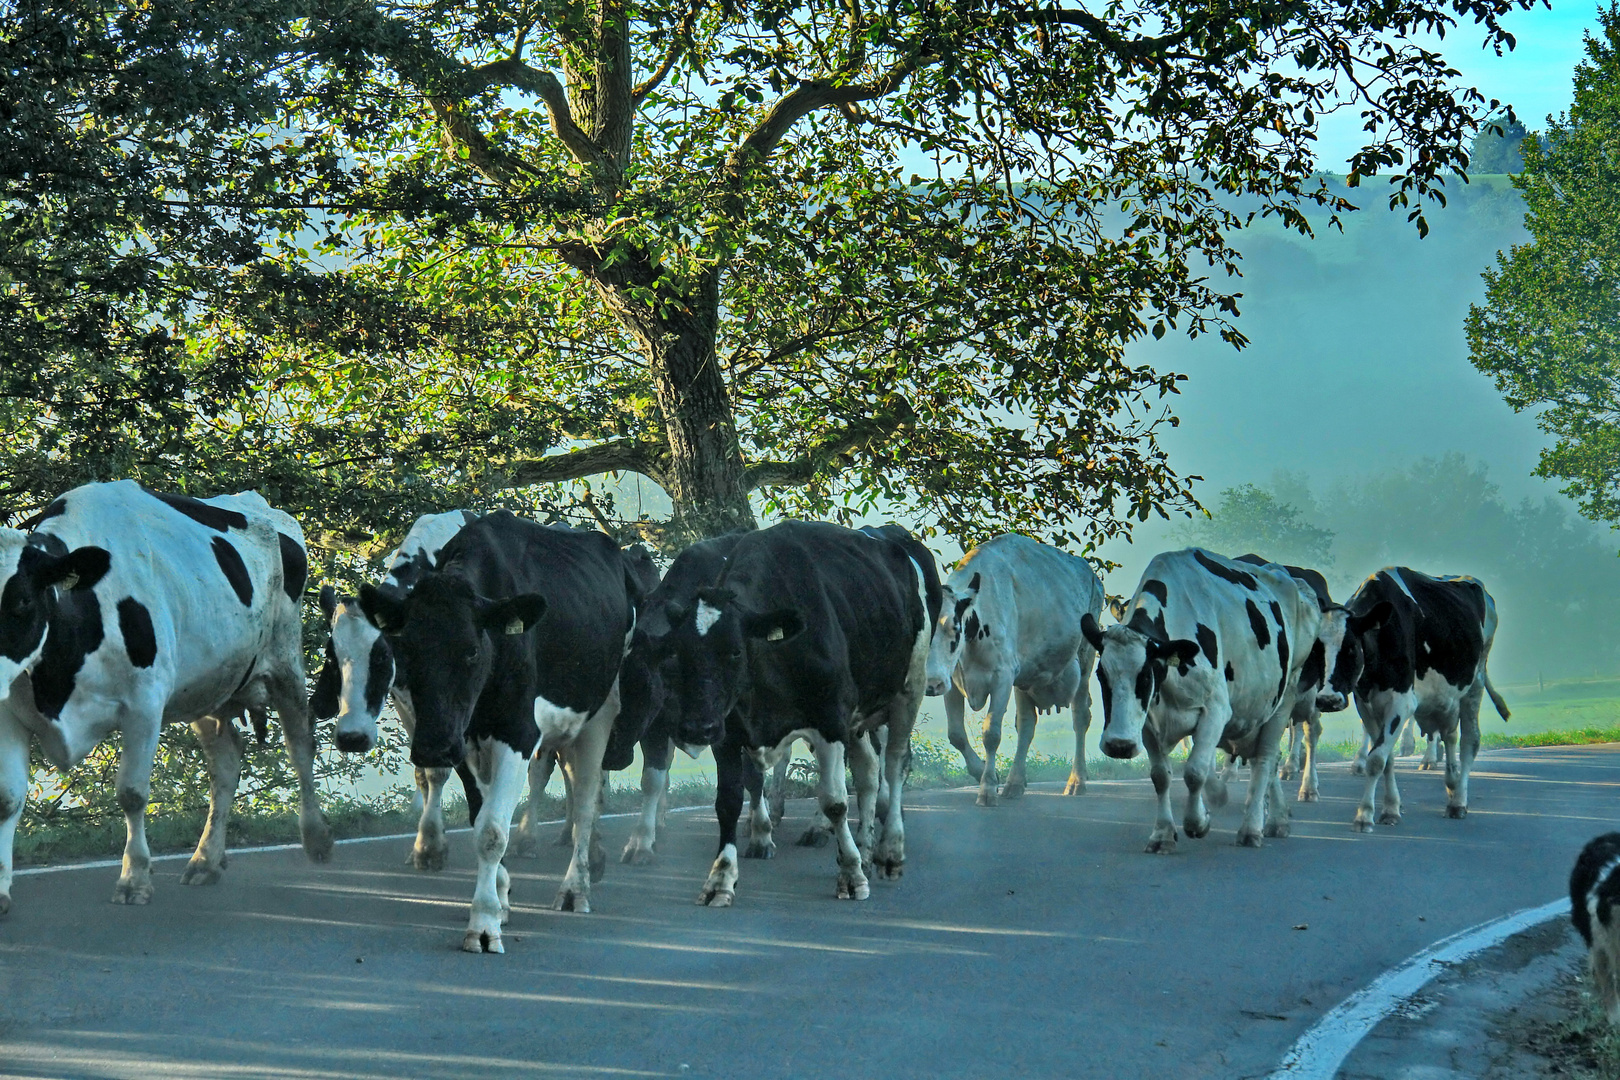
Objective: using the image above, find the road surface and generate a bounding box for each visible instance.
[1,744,1610,1079]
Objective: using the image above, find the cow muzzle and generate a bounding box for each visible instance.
[1316,691,1349,713]
[334,729,375,754]
[924,676,947,697]
[1102,737,1140,760]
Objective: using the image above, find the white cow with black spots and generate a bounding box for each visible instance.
[923,533,1103,805]
[1082,548,1324,851]
[0,480,332,913]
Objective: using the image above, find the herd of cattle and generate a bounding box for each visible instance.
[0,481,1511,953]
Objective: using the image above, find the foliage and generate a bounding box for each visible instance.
[1470,112,1530,174]
[2,0,1545,555]
[1175,481,1336,566]
[1468,5,1620,531]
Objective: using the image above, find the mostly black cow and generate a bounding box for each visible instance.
[1345,568,1509,831]
[925,533,1102,804]
[645,521,937,904]
[0,480,332,913]
[357,512,642,953]
[1082,548,1325,850]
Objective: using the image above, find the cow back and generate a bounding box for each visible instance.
[1350,568,1492,695]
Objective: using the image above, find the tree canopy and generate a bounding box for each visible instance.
[1468,3,1620,530]
[4,0,1542,556]
[1175,482,1336,568]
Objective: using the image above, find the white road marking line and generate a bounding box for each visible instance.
[15,804,709,878]
[1266,895,1569,1079]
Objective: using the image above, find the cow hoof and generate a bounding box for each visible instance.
[1279,765,1297,781]
[462,930,504,954]
[1297,790,1319,803]
[1419,761,1438,772]
[0,894,9,917]
[1446,805,1468,819]
[111,879,153,905]
[1062,776,1086,796]
[836,874,871,901]
[1264,822,1291,839]
[1145,838,1177,855]
[410,846,448,872]
[874,857,904,880]
[743,839,776,860]
[998,781,1026,801]
[1378,813,1402,826]
[1350,763,1368,776]
[698,887,735,907]
[1184,819,1211,840]
[621,839,656,865]
[554,825,573,847]
[976,790,999,807]
[1353,819,1376,833]
[1236,830,1263,848]
[508,833,541,859]
[180,860,222,886]
[302,825,335,864]
[552,888,591,914]
[797,827,832,848]
[769,810,784,828]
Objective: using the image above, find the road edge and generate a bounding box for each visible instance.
[1265,895,1569,1079]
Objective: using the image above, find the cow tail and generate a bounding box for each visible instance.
[1484,671,1511,721]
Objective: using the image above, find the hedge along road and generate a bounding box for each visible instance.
[0,745,1611,1080]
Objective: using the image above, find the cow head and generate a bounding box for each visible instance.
[0,530,110,699]
[358,575,546,769]
[1308,601,1393,713]
[657,586,803,746]
[1081,611,1198,760]
[925,572,982,696]
[310,584,400,753]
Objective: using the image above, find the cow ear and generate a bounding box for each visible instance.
[742,609,803,643]
[319,584,338,620]
[1348,601,1393,637]
[309,642,340,719]
[967,572,982,594]
[357,583,407,633]
[1080,611,1105,652]
[482,594,547,636]
[32,546,111,593]
[1149,638,1200,668]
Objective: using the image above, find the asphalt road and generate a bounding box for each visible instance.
[1,745,1614,1080]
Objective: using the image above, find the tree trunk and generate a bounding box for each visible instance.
[649,298,755,544]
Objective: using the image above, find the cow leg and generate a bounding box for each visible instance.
[1182,706,1228,842]
[405,766,452,870]
[1248,708,1291,844]
[459,739,527,954]
[872,730,891,822]
[272,679,334,863]
[1000,689,1038,800]
[742,752,776,860]
[1447,690,1484,818]
[509,753,550,858]
[944,686,985,782]
[1421,730,1440,771]
[874,708,914,879]
[1298,713,1323,803]
[976,680,1013,807]
[1279,721,1301,781]
[767,754,788,826]
[0,708,31,915]
[846,730,881,873]
[699,736,746,906]
[553,699,612,912]
[554,754,577,846]
[1142,728,1178,854]
[1353,721,1402,830]
[624,737,673,864]
[1205,751,1232,810]
[1350,733,1371,776]
[1064,646,1096,795]
[1399,717,1417,758]
[181,716,244,885]
[112,717,162,905]
[813,737,869,900]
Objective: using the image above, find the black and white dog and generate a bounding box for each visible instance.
[1572,832,1620,1024]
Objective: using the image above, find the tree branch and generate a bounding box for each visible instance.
[465,57,612,172]
[744,401,915,490]
[497,437,669,488]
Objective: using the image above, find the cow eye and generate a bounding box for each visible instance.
[464,646,480,663]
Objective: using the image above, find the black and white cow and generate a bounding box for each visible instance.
[1234,554,1385,803]
[0,480,332,913]
[924,533,1102,805]
[1081,548,1324,851]
[357,511,642,953]
[1344,568,1509,831]
[644,521,936,905]
[312,510,488,870]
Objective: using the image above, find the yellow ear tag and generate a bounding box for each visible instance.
[505,617,526,635]
[57,573,79,592]
[766,626,784,641]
